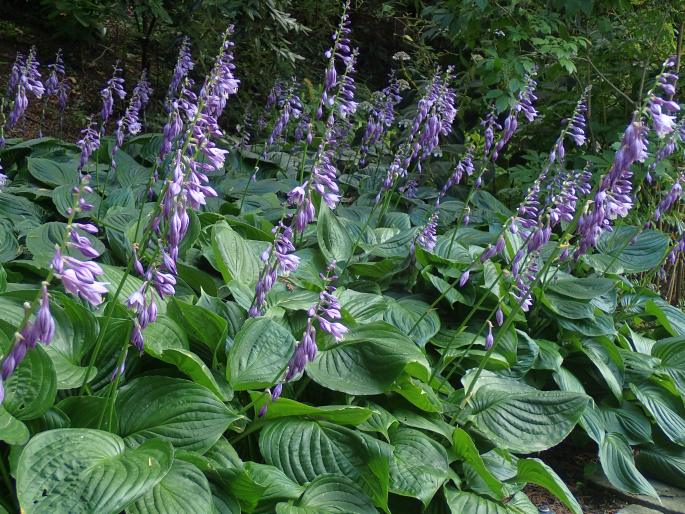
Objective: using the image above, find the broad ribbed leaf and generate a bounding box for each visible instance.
[599,432,658,498]
[307,322,430,395]
[27,156,79,186]
[445,488,536,514]
[630,383,685,446]
[652,335,685,394]
[318,202,352,264]
[516,458,582,514]
[384,296,440,347]
[635,444,685,489]
[248,393,372,425]
[228,317,296,390]
[128,460,212,514]
[212,221,261,286]
[16,429,173,514]
[338,289,387,322]
[463,372,588,453]
[275,475,377,514]
[452,427,504,500]
[2,343,57,421]
[646,299,685,336]
[169,299,227,352]
[588,227,669,273]
[116,376,239,453]
[388,427,449,506]
[259,418,392,509]
[0,406,29,445]
[581,339,624,401]
[548,277,615,299]
[0,224,19,262]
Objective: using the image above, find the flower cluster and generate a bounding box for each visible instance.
[648,57,679,138]
[76,119,101,172]
[100,64,126,127]
[318,0,354,119]
[45,49,70,112]
[112,71,153,169]
[129,27,239,350]
[490,72,538,162]
[6,46,44,130]
[265,80,303,149]
[168,37,194,103]
[260,263,346,416]
[0,285,55,403]
[359,72,401,167]
[249,222,300,317]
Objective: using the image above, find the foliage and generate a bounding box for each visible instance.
[0,2,684,513]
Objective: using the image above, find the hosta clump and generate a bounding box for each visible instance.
[1,5,685,514]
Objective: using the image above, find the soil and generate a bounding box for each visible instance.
[525,439,630,514]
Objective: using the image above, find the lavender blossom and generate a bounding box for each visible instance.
[490,72,538,161]
[45,49,65,97]
[484,321,494,349]
[359,72,401,166]
[112,71,153,169]
[168,37,194,102]
[318,1,353,119]
[6,52,24,98]
[200,26,239,119]
[417,212,438,251]
[76,119,100,172]
[655,175,683,220]
[511,255,539,312]
[495,307,504,326]
[100,64,126,127]
[6,47,44,130]
[265,80,303,149]
[260,264,346,415]
[574,119,647,258]
[249,222,300,317]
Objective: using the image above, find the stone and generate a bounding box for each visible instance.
[589,472,685,514]
[617,505,665,514]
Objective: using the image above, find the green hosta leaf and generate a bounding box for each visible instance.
[388,427,449,506]
[516,458,582,514]
[26,222,105,267]
[358,402,398,440]
[248,393,372,425]
[169,299,227,352]
[630,383,685,446]
[384,296,440,347]
[557,313,615,337]
[452,427,505,500]
[52,183,102,218]
[27,156,79,186]
[210,482,241,514]
[128,460,212,514]
[0,406,29,445]
[0,192,44,231]
[142,315,188,354]
[462,372,589,453]
[149,347,231,401]
[116,376,239,453]
[2,343,57,421]
[338,289,387,322]
[318,202,353,264]
[349,257,406,280]
[17,429,173,514]
[646,299,685,336]
[307,321,430,395]
[600,432,658,498]
[391,374,442,412]
[56,396,113,429]
[581,338,624,401]
[587,227,669,273]
[228,317,296,390]
[259,418,392,510]
[548,277,615,300]
[652,335,685,395]
[635,444,685,489]
[0,223,19,262]
[275,474,377,514]
[212,221,261,287]
[445,488,536,514]
[542,292,595,320]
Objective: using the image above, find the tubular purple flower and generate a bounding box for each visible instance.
[359,72,401,167]
[485,321,494,349]
[495,308,504,326]
[417,212,438,251]
[6,46,44,130]
[318,1,353,119]
[45,49,65,97]
[459,269,471,287]
[100,64,126,127]
[168,37,194,102]
[655,175,683,220]
[76,119,100,172]
[35,285,55,344]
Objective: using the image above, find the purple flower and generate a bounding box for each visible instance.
[35,285,55,344]
[511,255,539,312]
[437,148,474,207]
[484,321,494,349]
[459,269,470,287]
[490,71,538,161]
[318,1,353,119]
[101,64,126,127]
[112,71,153,168]
[417,212,438,251]
[168,37,194,102]
[655,175,683,220]
[495,308,504,326]
[200,26,240,119]
[76,119,100,172]
[6,46,44,130]
[265,80,303,149]
[359,72,401,167]
[6,52,25,98]
[45,49,65,97]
